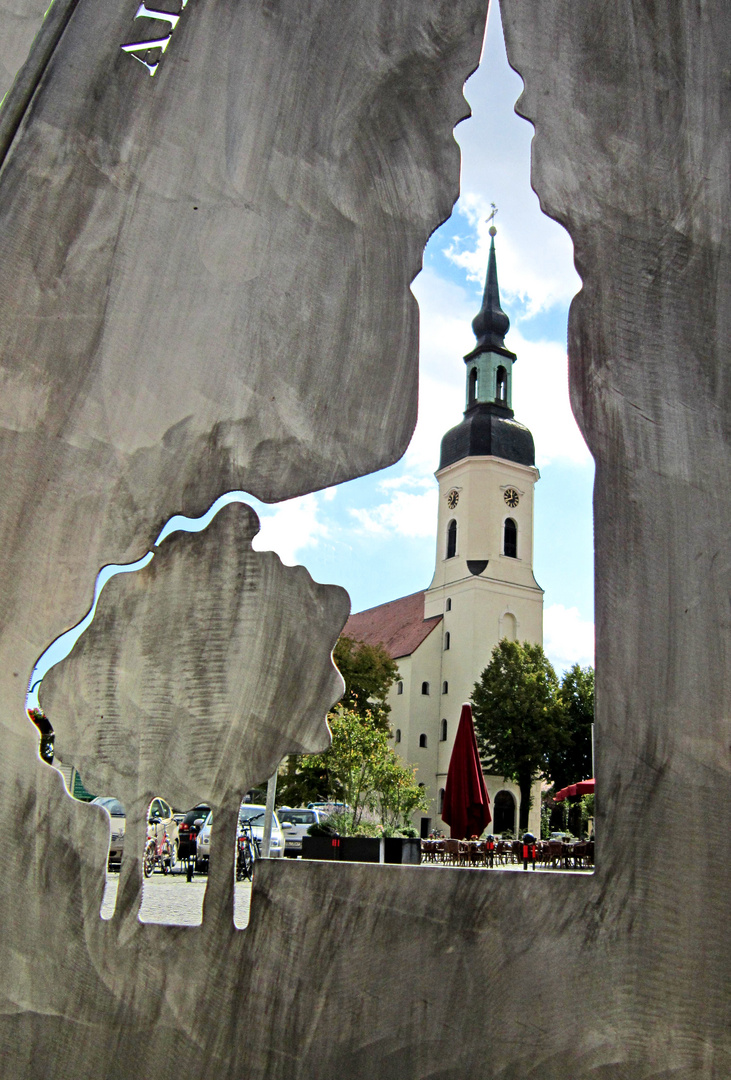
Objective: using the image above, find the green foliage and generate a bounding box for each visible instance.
[319,708,389,828]
[370,751,428,830]
[545,664,594,791]
[277,753,333,809]
[278,635,400,807]
[332,636,398,729]
[287,707,426,835]
[471,639,567,831]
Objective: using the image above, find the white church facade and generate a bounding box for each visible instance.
[344,228,543,838]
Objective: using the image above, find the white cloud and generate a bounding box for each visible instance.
[253,494,328,565]
[543,604,595,671]
[377,474,432,492]
[445,197,581,318]
[349,488,439,539]
[509,331,592,468]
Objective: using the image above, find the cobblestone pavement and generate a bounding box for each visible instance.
[100,867,252,928]
[98,859,590,926]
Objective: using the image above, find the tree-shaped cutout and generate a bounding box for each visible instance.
[40,503,349,925]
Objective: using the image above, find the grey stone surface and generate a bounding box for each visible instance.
[0,0,51,103]
[0,0,729,1077]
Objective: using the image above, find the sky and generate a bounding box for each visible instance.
[28,6,595,708]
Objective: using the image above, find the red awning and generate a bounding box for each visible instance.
[442,703,491,839]
[553,778,595,802]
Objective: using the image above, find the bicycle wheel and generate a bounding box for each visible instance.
[143,840,155,877]
[239,836,255,882]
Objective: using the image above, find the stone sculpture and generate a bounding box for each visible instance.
[0,0,728,1076]
[40,502,349,927]
[0,2,491,1074]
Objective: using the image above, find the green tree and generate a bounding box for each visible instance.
[332,636,398,728]
[545,664,594,792]
[370,753,428,832]
[280,708,426,833]
[314,707,386,828]
[278,635,399,806]
[276,753,334,808]
[471,639,566,831]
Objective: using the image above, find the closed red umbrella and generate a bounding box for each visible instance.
[554,778,595,802]
[442,703,491,839]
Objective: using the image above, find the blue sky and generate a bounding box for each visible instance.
[29,7,595,708]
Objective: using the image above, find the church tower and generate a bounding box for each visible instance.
[343,227,543,837]
[424,226,543,830]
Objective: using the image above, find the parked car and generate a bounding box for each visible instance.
[238,804,284,858]
[196,804,284,872]
[177,804,211,861]
[91,796,125,871]
[146,797,180,862]
[277,807,327,856]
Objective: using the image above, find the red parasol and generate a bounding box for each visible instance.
[442,703,491,839]
[553,778,595,802]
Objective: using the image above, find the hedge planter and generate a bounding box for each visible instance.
[301,835,340,860]
[339,837,381,863]
[301,835,421,864]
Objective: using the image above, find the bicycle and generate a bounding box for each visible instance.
[143,828,174,877]
[236,821,260,882]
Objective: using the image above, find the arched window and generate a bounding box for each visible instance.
[421,681,430,696]
[446,519,457,559]
[501,612,517,641]
[396,680,403,695]
[440,719,447,741]
[504,517,517,558]
[439,788,445,814]
[468,366,478,405]
[395,728,401,743]
[444,631,450,651]
[419,733,427,748]
[496,365,508,403]
[445,597,452,612]
[442,681,448,695]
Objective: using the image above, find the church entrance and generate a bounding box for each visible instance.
[493,790,516,836]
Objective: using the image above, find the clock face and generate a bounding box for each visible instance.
[504,488,520,508]
[446,489,459,510]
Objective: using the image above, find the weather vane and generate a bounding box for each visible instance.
[486,203,498,236]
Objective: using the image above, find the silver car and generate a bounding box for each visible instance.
[277,807,327,856]
[91,796,126,870]
[196,804,284,872]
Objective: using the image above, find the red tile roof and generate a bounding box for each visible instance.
[343,591,442,660]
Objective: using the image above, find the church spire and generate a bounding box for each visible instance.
[438,221,534,471]
[470,226,510,353]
